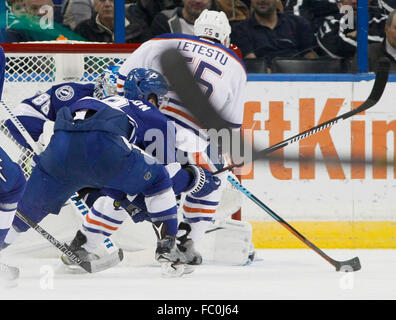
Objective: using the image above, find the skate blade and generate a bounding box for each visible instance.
[183,264,195,275]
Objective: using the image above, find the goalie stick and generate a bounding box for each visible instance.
[0,99,123,273]
[160,50,390,272]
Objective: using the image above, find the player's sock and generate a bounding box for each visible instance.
[81,196,129,248]
[0,203,18,249]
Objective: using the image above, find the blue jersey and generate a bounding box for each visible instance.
[15,102,178,236]
[0,146,26,204]
[97,96,177,164]
[6,82,94,148]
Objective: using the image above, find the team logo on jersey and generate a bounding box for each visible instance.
[144,171,152,181]
[55,85,75,101]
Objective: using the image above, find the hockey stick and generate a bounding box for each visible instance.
[162,49,390,170]
[214,56,390,174]
[13,209,123,273]
[227,176,360,271]
[0,100,123,272]
[160,50,389,272]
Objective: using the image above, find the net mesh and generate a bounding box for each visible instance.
[1,49,130,180]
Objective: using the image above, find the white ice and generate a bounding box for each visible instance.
[1,249,395,300]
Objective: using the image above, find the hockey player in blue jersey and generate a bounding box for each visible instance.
[0,146,26,283]
[0,47,24,284]
[7,92,193,276]
[61,67,221,269]
[60,67,222,270]
[5,81,95,150]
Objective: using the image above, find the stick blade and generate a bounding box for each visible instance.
[88,249,124,273]
[335,256,361,272]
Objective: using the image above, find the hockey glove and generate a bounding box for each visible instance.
[185,165,221,198]
[113,198,151,223]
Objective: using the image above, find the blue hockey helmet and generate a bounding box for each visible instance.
[124,68,169,105]
[94,65,120,99]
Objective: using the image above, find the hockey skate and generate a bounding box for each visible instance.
[177,222,202,265]
[61,230,99,271]
[155,235,193,277]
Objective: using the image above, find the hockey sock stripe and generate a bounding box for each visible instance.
[184,196,219,207]
[184,217,213,223]
[183,206,216,214]
[0,209,15,229]
[82,225,112,237]
[84,214,119,231]
[90,206,125,225]
[0,202,17,211]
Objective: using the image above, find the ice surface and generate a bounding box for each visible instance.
[1,249,395,300]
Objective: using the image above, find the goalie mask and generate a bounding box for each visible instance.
[94,65,120,99]
[124,68,169,106]
[194,9,231,48]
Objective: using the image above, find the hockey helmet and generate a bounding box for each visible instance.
[124,68,169,105]
[94,65,120,99]
[194,9,231,48]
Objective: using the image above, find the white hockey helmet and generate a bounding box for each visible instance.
[194,9,231,48]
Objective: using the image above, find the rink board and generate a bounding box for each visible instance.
[241,74,396,248]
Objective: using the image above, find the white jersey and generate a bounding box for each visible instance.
[117,33,247,142]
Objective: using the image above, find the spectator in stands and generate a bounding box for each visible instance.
[130,0,183,27]
[6,0,85,42]
[231,0,318,67]
[215,0,250,25]
[316,0,387,59]
[62,0,94,30]
[352,8,396,72]
[7,0,27,16]
[150,0,218,36]
[74,0,152,43]
[282,0,339,31]
[378,0,396,16]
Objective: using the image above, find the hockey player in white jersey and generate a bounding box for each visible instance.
[116,10,248,262]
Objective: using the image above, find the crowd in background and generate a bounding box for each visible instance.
[3,0,396,73]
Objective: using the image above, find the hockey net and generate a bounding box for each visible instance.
[0,42,243,260]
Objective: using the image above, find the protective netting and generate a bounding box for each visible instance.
[2,49,130,180]
[5,54,127,83]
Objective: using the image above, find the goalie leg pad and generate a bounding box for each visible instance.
[201,219,254,265]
